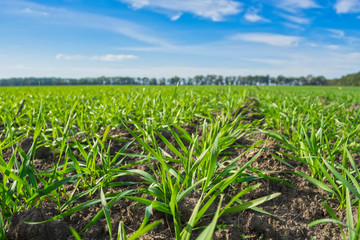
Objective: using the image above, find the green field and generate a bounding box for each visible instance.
[1,85,360,239]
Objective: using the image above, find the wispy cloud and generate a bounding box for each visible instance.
[242,58,286,65]
[307,42,318,47]
[244,8,270,23]
[126,0,149,8]
[279,13,311,24]
[282,22,306,30]
[3,45,360,79]
[327,29,345,38]
[0,0,170,46]
[231,33,301,47]
[56,54,84,60]
[326,44,340,50]
[118,0,242,21]
[56,54,138,61]
[8,51,360,78]
[272,0,320,12]
[91,54,138,61]
[170,13,182,21]
[1,1,50,16]
[21,7,49,16]
[334,0,360,14]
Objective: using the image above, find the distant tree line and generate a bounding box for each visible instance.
[0,72,359,86]
[329,71,360,86]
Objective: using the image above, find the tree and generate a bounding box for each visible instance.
[159,78,166,85]
[194,75,203,85]
[149,78,157,85]
[169,76,180,85]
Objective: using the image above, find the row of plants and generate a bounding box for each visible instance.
[0,85,359,239]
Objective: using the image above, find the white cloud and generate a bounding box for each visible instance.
[282,22,306,30]
[327,29,345,38]
[243,58,286,65]
[127,0,149,9]
[56,54,84,60]
[4,45,360,79]
[91,54,138,61]
[273,0,319,12]
[21,7,49,16]
[279,13,311,24]
[56,54,138,61]
[171,13,182,21]
[334,0,360,13]
[119,0,242,21]
[326,45,340,50]
[244,8,270,22]
[5,52,359,79]
[1,0,170,46]
[1,2,50,16]
[232,33,301,47]
[284,0,319,9]
[244,13,264,22]
[307,43,318,47]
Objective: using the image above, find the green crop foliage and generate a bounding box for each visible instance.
[1,85,360,239]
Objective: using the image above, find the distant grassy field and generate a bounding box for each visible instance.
[1,85,359,240]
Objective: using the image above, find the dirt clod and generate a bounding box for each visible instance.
[7,204,70,240]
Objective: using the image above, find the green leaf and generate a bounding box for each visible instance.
[70,227,82,240]
[323,159,360,200]
[100,187,112,239]
[196,195,224,240]
[128,220,163,240]
[26,174,81,204]
[223,192,280,214]
[81,189,136,232]
[124,196,172,215]
[294,171,335,195]
[180,194,203,240]
[117,221,127,240]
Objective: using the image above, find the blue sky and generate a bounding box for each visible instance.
[0,0,360,79]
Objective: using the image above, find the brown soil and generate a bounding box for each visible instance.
[229,133,343,239]
[4,128,347,240]
[349,103,360,112]
[232,98,265,121]
[6,202,71,240]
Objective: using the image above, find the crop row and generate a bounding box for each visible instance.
[0,85,359,239]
